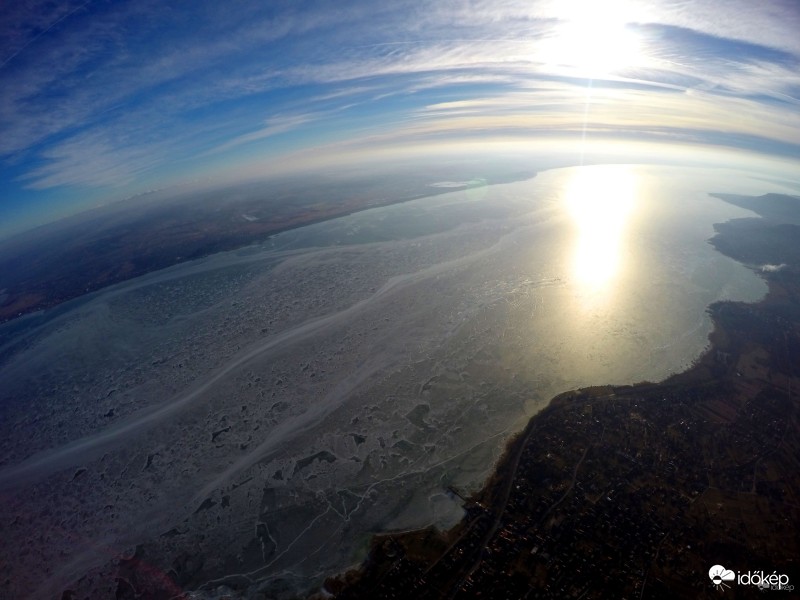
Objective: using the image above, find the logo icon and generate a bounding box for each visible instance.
[709,565,735,590]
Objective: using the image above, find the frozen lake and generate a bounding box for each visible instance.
[0,164,785,598]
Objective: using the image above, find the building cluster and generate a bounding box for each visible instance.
[335,267,800,599]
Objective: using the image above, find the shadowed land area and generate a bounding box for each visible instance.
[0,168,534,324]
[325,193,800,600]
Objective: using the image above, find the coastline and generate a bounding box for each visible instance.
[0,172,536,324]
[324,195,800,599]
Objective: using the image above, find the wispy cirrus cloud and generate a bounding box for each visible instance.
[207,113,320,155]
[401,84,800,149]
[1,0,799,233]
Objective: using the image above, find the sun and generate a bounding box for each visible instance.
[539,3,643,77]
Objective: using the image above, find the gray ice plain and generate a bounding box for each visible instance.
[0,165,787,598]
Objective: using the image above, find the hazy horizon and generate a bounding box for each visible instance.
[2,1,799,236]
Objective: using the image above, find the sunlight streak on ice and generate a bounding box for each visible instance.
[565,165,638,295]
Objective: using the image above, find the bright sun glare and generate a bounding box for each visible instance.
[565,165,638,290]
[540,2,643,77]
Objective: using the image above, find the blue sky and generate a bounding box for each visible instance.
[1,0,799,236]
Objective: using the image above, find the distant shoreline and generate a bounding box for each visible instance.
[0,171,536,324]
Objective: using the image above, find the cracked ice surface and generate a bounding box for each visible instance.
[0,166,767,598]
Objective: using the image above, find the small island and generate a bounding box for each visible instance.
[326,193,800,599]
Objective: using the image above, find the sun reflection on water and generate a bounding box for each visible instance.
[565,165,638,297]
